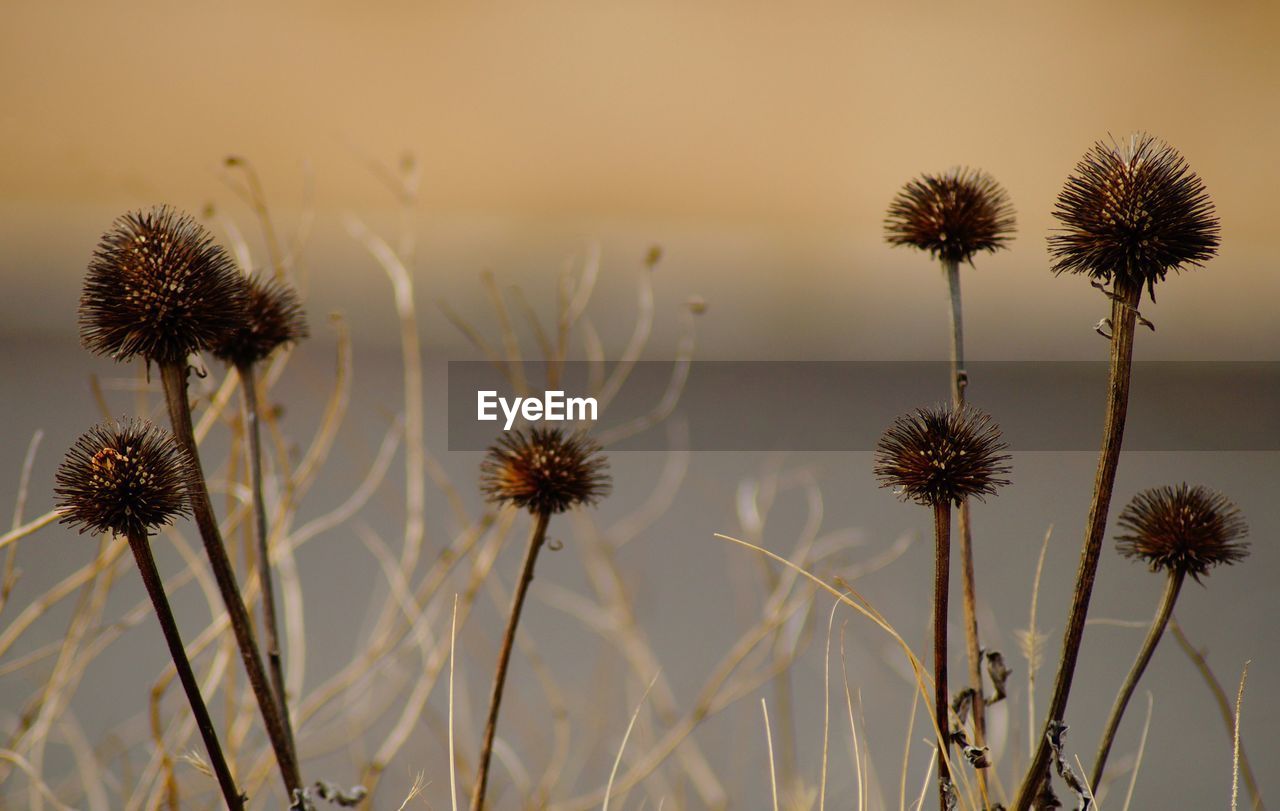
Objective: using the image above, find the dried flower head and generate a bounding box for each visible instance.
[884,168,1016,265]
[874,405,1011,507]
[212,274,308,366]
[55,420,197,537]
[80,205,248,364]
[480,427,611,515]
[1049,133,1219,300]
[1116,484,1248,580]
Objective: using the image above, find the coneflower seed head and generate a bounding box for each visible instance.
[874,405,1011,507]
[480,427,611,515]
[80,205,248,364]
[212,274,308,366]
[1116,484,1248,580]
[1049,133,1219,300]
[884,168,1016,265]
[55,420,197,537]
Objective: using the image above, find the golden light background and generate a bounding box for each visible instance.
[3,0,1278,360]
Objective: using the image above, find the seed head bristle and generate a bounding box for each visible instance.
[55,420,197,537]
[874,405,1011,507]
[480,427,611,515]
[884,168,1016,265]
[1049,133,1219,300]
[1116,484,1248,581]
[80,205,248,364]
[212,274,308,366]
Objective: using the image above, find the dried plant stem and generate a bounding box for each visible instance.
[236,362,296,762]
[944,258,988,798]
[1013,281,1141,810]
[126,528,244,810]
[472,509,552,811]
[1168,621,1264,810]
[159,360,302,797]
[1090,569,1183,791]
[932,500,952,811]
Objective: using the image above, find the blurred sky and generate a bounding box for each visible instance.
[3,0,1279,360]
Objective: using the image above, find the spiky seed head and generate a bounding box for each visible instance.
[212,274,308,366]
[55,420,197,537]
[884,168,1016,265]
[874,405,1011,507]
[80,205,248,364]
[1049,133,1219,300]
[1116,484,1248,581]
[480,427,611,515]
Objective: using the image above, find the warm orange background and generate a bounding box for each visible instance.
[3,0,1278,360]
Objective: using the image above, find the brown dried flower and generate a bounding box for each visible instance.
[874,405,1011,507]
[212,274,308,366]
[80,205,247,364]
[1116,484,1249,580]
[1049,133,1219,300]
[480,427,611,515]
[885,168,1016,265]
[55,420,197,537]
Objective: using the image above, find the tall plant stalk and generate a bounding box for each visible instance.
[1012,281,1140,809]
[238,362,296,757]
[127,528,245,810]
[160,361,303,797]
[932,500,953,811]
[1090,569,1183,791]
[472,509,551,811]
[945,258,989,798]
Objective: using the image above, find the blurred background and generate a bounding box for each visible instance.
[1,1,1277,808]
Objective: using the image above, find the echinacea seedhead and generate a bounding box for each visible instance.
[1049,133,1219,300]
[80,205,248,364]
[884,168,1016,265]
[480,427,611,515]
[874,405,1011,507]
[212,274,308,366]
[1116,484,1248,580]
[55,420,197,537]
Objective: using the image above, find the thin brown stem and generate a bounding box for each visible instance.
[1013,281,1141,810]
[237,362,297,765]
[932,500,952,811]
[471,509,552,811]
[159,361,303,798]
[126,528,244,810]
[944,258,988,798]
[1091,569,1183,791]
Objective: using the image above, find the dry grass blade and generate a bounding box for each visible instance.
[1233,661,1250,811]
[449,595,459,811]
[604,673,660,811]
[762,699,779,811]
[1120,692,1153,811]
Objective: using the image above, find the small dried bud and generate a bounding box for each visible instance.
[1116,484,1248,581]
[212,275,308,366]
[55,420,197,537]
[874,405,1011,507]
[1049,133,1219,300]
[884,168,1016,265]
[480,427,611,515]
[80,205,248,364]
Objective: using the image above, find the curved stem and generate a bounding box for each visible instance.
[932,500,952,811]
[159,361,302,798]
[127,529,244,810]
[237,362,297,765]
[944,259,988,799]
[1091,569,1183,792]
[471,509,551,811]
[1013,281,1141,809]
